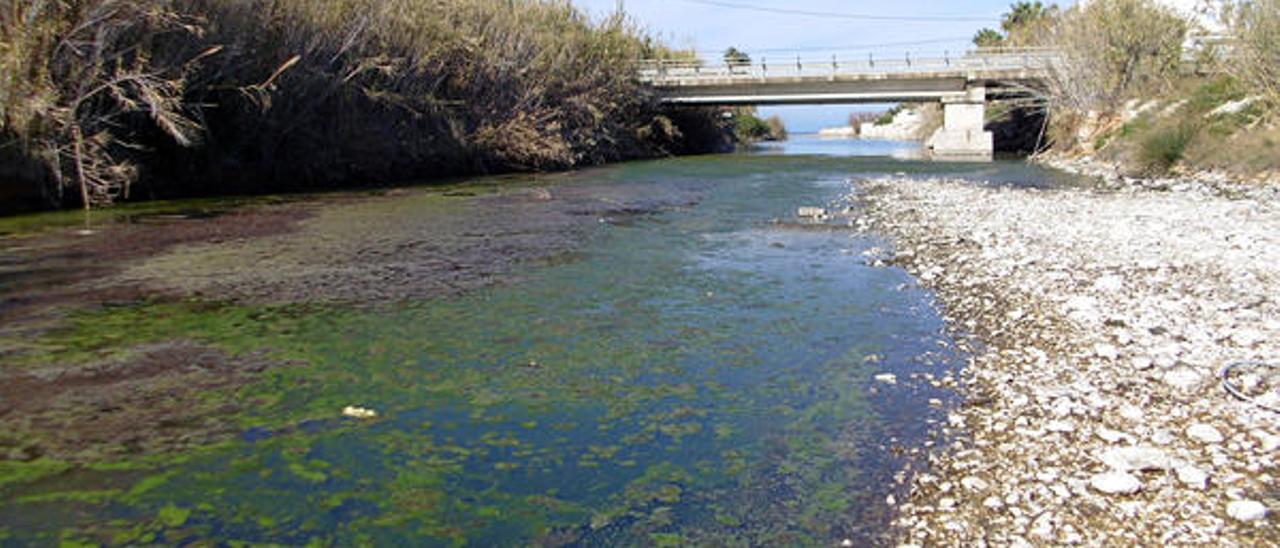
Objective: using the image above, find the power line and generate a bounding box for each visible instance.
[696,36,974,55]
[672,0,1001,23]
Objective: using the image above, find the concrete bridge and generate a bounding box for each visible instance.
[638,49,1057,159]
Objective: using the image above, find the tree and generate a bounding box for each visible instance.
[973,28,1007,48]
[723,47,751,67]
[1043,0,1188,111]
[1000,1,1058,46]
[1225,0,1280,114]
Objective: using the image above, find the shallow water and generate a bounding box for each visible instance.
[0,138,1075,545]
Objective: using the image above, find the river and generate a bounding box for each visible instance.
[0,136,1080,545]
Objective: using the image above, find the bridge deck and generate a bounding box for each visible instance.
[640,50,1055,105]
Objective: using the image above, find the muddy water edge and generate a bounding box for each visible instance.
[0,142,1079,545]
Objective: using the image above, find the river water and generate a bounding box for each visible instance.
[0,136,1077,545]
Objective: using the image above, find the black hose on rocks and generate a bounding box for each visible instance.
[1222,360,1280,413]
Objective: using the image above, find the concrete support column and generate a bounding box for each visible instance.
[926,85,993,160]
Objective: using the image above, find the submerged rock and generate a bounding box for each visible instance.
[342,405,379,419]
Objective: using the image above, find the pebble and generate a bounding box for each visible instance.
[961,476,990,492]
[874,373,898,384]
[1090,471,1142,495]
[856,175,1280,545]
[1045,420,1075,434]
[1185,423,1224,444]
[1225,500,1268,522]
[1175,465,1209,490]
[1162,367,1204,391]
[341,405,378,419]
[1100,446,1174,472]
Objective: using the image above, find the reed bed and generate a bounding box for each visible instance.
[1,0,722,209]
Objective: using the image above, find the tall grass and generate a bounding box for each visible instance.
[1,0,722,209]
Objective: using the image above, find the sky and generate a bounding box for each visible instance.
[570,0,1022,132]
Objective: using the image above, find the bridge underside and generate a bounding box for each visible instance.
[656,77,1041,159]
[657,76,972,106]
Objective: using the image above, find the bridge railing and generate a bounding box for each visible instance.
[637,48,1061,85]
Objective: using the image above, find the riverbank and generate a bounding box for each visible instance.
[855,175,1279,544]
[0,0,727,212]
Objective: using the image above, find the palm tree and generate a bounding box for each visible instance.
[1001,1,1052,34]
[1000,1,1058,46]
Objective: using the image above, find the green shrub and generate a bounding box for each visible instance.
[1138,122,1198,172]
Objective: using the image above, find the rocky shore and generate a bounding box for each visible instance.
[853,175,1279,545]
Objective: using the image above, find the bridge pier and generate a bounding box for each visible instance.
[926,86,993,160]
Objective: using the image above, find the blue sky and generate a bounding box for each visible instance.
[570,0,1025,132]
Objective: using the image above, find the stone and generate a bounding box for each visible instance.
[1090,471,1142,495]
[961,476,990,492]
[1045,420,1075,434]
[1100,446,1174,472]
[1175,465,1209,490]
[1226,500,1268,522]
[1162,367,1205,391]
[1094,343,1119,360]
[874,373,898,385]
[1186,423,1224,444]
[1230,329,1264,347]
[1096,427,1130,444]
[342,405,378,419]
[796,207,828,218]
[1093,275,1124,293]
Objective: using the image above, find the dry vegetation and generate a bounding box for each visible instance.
[1026,0,1280,177]
[0,0,725,209]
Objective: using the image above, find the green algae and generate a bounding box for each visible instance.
[0,153,981,545]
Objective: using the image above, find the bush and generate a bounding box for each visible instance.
[1138,121,1198,172]
[1225,0,1280,116]
[1043,0,1188,113]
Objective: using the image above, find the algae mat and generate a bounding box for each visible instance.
[0,154,975,545]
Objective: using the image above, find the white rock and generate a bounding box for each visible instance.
[1090,471,1142,495]
[1094,343,1119,360]
[983,496,1003,509]
[796,207,828,218]
[874,373,898,385]
[1231,329,1264,347]
[1093,275,1124,293]
[1130,356,1153,371]
[1096,427,1130,444]
[1226,500,1268,522]
[1100,446,1174,472]
[342,405,379,419]
[1175,465,1209,490]
[961,476,990,492]
[1186,423,1224,444]
[1045,420,1076,434]
[1162,367,1205,391]
[1252,430,1280,452]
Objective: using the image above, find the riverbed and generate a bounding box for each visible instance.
[0,137,1081,545]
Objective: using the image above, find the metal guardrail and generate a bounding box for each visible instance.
[637,48,1061,85]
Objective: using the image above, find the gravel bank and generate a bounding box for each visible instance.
[854,176,1279,545]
